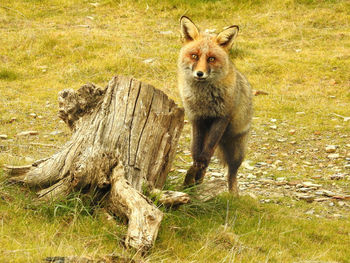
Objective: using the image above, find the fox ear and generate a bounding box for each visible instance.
[216,25,239,50]
[180,16,200,43]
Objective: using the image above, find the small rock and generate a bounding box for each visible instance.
[29,113,37,118]
[276,177,286,182]
[314,197,329,202]
[344,164,350,169]
[325,145,337,153]
[329,173,346,180]
[296,193,314,203]
[16,131,39,136]
[277,138,287,142]
[289,129,296,135]
[0,134,8,140]
[270,118,277,123]
[311,174,322,179]
[270,125,277,130]
[288,180,301,186]
[297,187,311,193]
[255,162,267,167]
[247,174,257,180]
[315,191,325,196]
[242,160,255,170]
[143,58,155,64]
[50,130,63,136]
[159,30,173,35]
[338,201,345,207]
[328,202,334,207]
[322,190,337,197]
[302,182,321,188]
[176,169,187,173]
[305,209,314,215]
[327,153,340,159]
[332,214,343,218]
[211,172,222,177]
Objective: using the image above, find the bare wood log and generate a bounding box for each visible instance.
[105,164,163,251]
[150,189,190,207]
[4,75,184,252]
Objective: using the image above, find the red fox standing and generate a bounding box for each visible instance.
[178,16,253,195]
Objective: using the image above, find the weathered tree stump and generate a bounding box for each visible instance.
[4,75,185,252]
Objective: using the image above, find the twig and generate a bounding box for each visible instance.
[331,113,350,122]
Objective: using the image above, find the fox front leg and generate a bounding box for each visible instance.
[195,117,229,183]
[184,119,207,187]
[184,117,230,187]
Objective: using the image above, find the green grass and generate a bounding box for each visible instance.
[1,0,350,262]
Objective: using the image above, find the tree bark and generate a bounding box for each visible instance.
[4,75,184,252]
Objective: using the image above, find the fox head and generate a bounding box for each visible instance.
[178,16,239,82]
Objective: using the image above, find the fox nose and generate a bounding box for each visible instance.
[196,71,204,77]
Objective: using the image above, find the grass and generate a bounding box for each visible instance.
[0,0,350,262]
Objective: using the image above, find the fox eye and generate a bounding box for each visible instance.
[208,57,215,62]
[191,54,199,60]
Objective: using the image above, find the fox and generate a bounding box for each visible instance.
[177,16,253,195]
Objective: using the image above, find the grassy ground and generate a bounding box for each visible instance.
[0,0,350,262]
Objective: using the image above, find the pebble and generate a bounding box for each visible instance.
[247,174,257,180]
[305,209,314,215]
[329,174,346,180]
[29,113,37,118]
[270,125,277,130]
[314,198,329,202]
[297,187,311,193]
[143,58,155,64]
[211,172,222,177]
[0,134,8,139]
[302,182,321,188]
[276,177,286,182]
[296,193,314,203]
[277,138,287,142]
[159,30,173,35]
[242,160,255,170]
[322,190,337,197]
[289,129,296,135]
[327,153,340,159]
[329,202,335,207]
[315,190,325,196]
[338,201,345,207]
[325,145,337,153]
[50,130,63,136]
